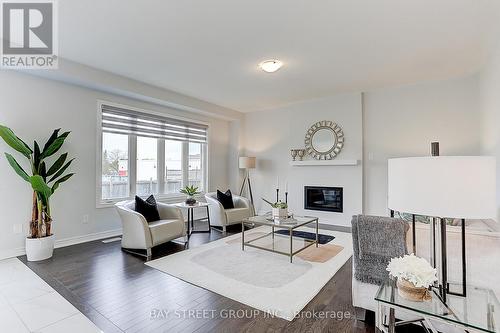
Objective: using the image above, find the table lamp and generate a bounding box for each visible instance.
[388,146,496,302]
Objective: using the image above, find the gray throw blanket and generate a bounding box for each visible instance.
[351,215,409,285]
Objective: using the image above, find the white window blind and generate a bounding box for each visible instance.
[101,104,208,143]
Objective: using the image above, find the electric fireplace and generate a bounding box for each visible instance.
[304,186,343,213]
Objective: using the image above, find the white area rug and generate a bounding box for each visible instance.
[146,226,353,321]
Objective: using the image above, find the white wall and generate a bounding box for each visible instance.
[0,65,489,257]
[480,40,500,222]
[0,70,232,258]
[243,94,363,227]
[363,75,482,216]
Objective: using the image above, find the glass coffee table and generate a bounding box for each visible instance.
[241,215,319,263]
[375,280,500,333]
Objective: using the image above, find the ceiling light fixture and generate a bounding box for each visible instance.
[259,59,283,73]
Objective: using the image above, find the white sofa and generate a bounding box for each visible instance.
[205,192,254,234]
[115,200,186,260]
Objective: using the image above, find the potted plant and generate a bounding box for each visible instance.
[0,125,74,261]
[180,185,200,205]
[262,198,288,219]
[386,254,437,302]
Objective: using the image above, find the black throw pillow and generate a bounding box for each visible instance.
[217,189,234,209]
[134,195,161,222]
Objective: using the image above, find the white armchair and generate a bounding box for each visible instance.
[115,200,186,260]
[205,192,254,234]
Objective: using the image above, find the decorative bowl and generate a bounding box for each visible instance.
[397,278,431,302]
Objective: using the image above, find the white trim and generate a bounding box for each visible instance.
[96,193,207,208]
[0,247,26,261]
[0,229,123,261]
[129,134,137,196]
[182,141,189,188]
[206,126,211,191]
[157,139,166,194]
[289,160,359,166]
[95,100,104,208]
[54,228,122,249]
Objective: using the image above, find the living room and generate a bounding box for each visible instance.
[0,1,499,332]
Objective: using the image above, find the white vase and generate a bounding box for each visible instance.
[25,235,55,261]
[272,207,288,219]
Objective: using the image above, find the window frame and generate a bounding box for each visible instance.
[96,100,209,208]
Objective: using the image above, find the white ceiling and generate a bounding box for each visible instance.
[59,0,499,113]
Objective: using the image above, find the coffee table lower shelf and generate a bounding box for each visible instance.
[241,218,319,263]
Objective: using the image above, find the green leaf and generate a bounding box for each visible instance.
[33,141,41,169]
[41,131,69,159]
[42,129,60,153]
[46,153,67,176]
[30,175,52,205]
[48,158,74,183]
[5,153,30,182]
[38,161,47,180]
[0,125,32,158]
[261,197,276,207]
[51,173,74,193]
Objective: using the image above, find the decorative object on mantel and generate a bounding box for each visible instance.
[238,156,256,207]
[290,149,305,161]
[180,185,200,205]
[305,120,344,160]
[386,254,437,302]
[297,149,305,160]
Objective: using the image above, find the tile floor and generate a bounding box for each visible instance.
[0,258,101,333]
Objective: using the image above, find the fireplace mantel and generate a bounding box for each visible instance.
[290,160,359,166]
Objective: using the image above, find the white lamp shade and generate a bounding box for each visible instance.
[239,156,256,169]
[388,156,496,219]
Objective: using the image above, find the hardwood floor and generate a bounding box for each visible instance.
[18,225,422,333]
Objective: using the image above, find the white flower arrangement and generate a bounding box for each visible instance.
[386,254,438,288]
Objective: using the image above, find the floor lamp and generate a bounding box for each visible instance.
[239,157,256,207]
[388,150,496,303]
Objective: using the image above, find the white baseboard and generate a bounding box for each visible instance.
[0,247,26,260]
[0,228,123,261]
[54,229,122,249]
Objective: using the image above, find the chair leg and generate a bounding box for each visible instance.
[222,226,227,236]
[146,248,152,261]
[354,307,367,321]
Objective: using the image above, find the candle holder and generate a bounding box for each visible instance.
[297,149,305,161]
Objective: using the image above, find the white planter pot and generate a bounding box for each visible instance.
[25,235,55,261]
[272,207,288,219]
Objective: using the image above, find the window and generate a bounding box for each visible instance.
[136,137,158,196]
[101,132,129,200]
[188,142,204,191]
[165,140,182,194]
[98,103,208,204]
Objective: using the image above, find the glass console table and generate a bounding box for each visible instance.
[375,280,499,333]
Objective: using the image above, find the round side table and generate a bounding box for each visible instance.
[174,202,211,237]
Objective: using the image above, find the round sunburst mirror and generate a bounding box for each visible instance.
[304,121,344,160]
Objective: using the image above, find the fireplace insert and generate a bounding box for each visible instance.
[304,186,343,213]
